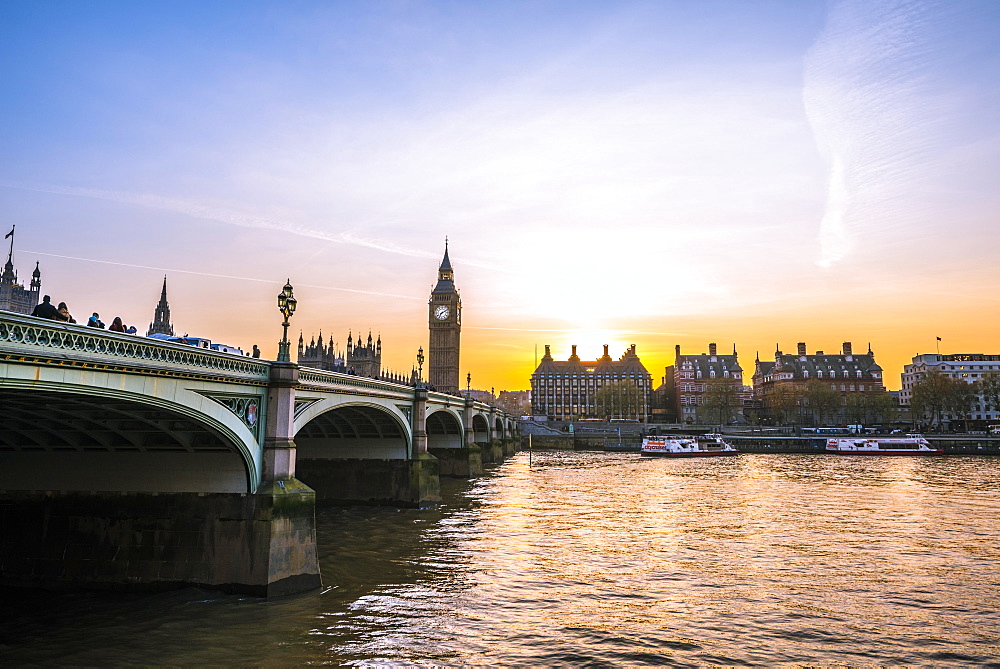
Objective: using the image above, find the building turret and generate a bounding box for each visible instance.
[146,276,175,337]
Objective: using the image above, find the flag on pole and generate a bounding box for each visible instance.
[3,226,12,239]
[936,337,942,341]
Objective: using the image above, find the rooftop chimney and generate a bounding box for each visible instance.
[843,341,853,356]
[797,342,807,356]
[709,342,717,356]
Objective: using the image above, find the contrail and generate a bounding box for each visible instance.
[22,250,422,301]
[0,180,512,273]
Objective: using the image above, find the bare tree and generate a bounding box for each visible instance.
[980,372,1000,417]
[766,385,800,426]
[802,379,841,427]
[700,377,741,427]
[911,371,966,430]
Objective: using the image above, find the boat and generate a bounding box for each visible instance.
[640,433,739,457]
[825,434,942,455]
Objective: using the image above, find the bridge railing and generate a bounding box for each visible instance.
[297,367,417,399]
[0,311,271,382]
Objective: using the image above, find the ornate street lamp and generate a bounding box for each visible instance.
[466,372,471,396]
[416,347,425,387]
[276,279,297,362]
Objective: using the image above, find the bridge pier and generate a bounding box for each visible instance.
[0,481,320,597]
[481,439,504,464]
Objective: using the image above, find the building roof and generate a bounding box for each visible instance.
[532,344,651,378]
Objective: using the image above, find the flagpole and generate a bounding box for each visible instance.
[4,224,13,262]
[936,337,941,355]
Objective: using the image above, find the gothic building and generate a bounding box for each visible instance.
[0,228,41,314]
[297,330,383,378]
[146,276,175,336]
[428,241,461,394]
[530,344,653,421]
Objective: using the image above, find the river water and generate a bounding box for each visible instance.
[2,451,1000,666]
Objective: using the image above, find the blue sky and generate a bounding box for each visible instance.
[2,0,999,389]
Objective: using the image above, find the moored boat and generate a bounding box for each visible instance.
[825,434,942,455]
[640,433,739,457]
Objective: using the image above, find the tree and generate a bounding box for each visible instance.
[947,380,978,431]
[766,385,800,425]
[801,379,841,426]
[868,391,898,425]
[911,371,970,430]
[595,380,642,421]
[845,393,868,425]
[700,377,741,427]
[846,390,898,427]
[980,372,1000,417]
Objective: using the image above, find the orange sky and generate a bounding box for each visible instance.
[3,2,999,394]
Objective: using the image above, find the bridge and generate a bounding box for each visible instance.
[0,311,519,596]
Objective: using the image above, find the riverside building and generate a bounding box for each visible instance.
[900,353,1000,426]
[753,341,887,424]
[663,343,751,424]
[530,344,652,421]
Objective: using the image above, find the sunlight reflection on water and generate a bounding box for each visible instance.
[2,452,999,665]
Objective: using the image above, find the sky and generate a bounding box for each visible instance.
[2,0,999,392]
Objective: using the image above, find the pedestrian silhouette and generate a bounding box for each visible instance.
[252,344,261,358]
[31,295,60,320]
[56,301,75,323]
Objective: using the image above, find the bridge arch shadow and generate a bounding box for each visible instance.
[427,409,463,448]
[295,403,409,460]
[0,388,254,494]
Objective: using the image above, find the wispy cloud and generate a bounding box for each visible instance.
[803,0,942,267]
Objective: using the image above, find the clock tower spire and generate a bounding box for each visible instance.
[428,238,461,394]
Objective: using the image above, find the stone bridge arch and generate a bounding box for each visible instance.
[0,381,261,494]
[471,413,491,444]
[426,408,463,449]
[294,401,411,460]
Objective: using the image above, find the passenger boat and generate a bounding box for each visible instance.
[640,433,739,457]
[825,435,942,455]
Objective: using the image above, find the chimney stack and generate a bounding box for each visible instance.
[797,342,807,356]
[843,341,853,356]
[709,342,717,356]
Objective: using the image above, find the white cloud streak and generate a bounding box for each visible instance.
[803,0,942,267]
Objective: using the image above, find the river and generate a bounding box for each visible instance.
[2,451,999,666]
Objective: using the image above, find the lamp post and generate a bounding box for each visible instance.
[276,279,297,362]
[416,347,425,387]
[466,372,471,397]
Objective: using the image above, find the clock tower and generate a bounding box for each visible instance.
[428,240,461,394]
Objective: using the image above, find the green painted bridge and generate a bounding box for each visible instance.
[0,311,518,596]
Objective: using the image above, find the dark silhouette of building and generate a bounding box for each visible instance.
[530,344,653,421]
[297,330,382,378]
[0,227,40,314]
[146,276,175,337]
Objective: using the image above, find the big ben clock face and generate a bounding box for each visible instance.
[434,305,450,321]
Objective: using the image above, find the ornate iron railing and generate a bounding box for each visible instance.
[297,367,416,399]
[0,311,270,382]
